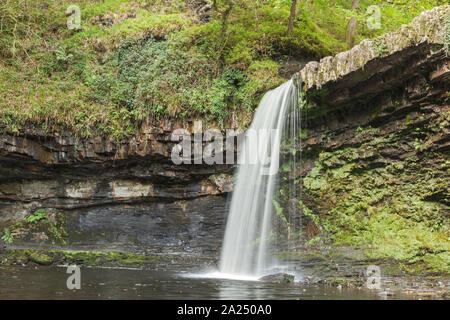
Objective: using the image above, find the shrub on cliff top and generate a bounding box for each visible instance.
[0,0,444,138]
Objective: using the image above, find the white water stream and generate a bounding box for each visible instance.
[219,80,300,277]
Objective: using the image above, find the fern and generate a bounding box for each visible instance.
[26,209,46,223]
[1,228,13,244]
[273,199,289,226]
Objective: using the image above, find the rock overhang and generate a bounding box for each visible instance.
[293,5,450,110]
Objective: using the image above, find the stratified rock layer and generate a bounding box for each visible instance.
[284,6,449,275]
[0,121,234,256]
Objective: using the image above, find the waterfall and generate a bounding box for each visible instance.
[219,79,301,277]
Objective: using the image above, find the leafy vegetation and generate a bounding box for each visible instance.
[1,228,13,244]
[2,208,68,245]
[0,0,444,139]
[25,208,46,223]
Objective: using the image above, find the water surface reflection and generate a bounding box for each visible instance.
[0,265,439,300]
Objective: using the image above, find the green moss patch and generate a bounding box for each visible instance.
[0,249,166,267]
[300,146,449,275]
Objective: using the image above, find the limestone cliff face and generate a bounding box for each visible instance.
[286,6,449,275]
[0,121,234,255]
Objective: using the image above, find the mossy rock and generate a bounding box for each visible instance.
[0,249,167,268]
[57,250,151,266]
[26,251,54,265]
[0,250,29,265]
[259,273,295,284]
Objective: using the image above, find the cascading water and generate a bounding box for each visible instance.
[219,79,302,278]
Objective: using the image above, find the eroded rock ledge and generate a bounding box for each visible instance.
[296,6,449,100]
[0,120,235,256]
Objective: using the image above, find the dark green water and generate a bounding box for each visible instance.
[0,265,442,300]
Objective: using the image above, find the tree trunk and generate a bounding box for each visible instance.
[216,2,233,73]
[347,0,360,48]
[287,0,298,37]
